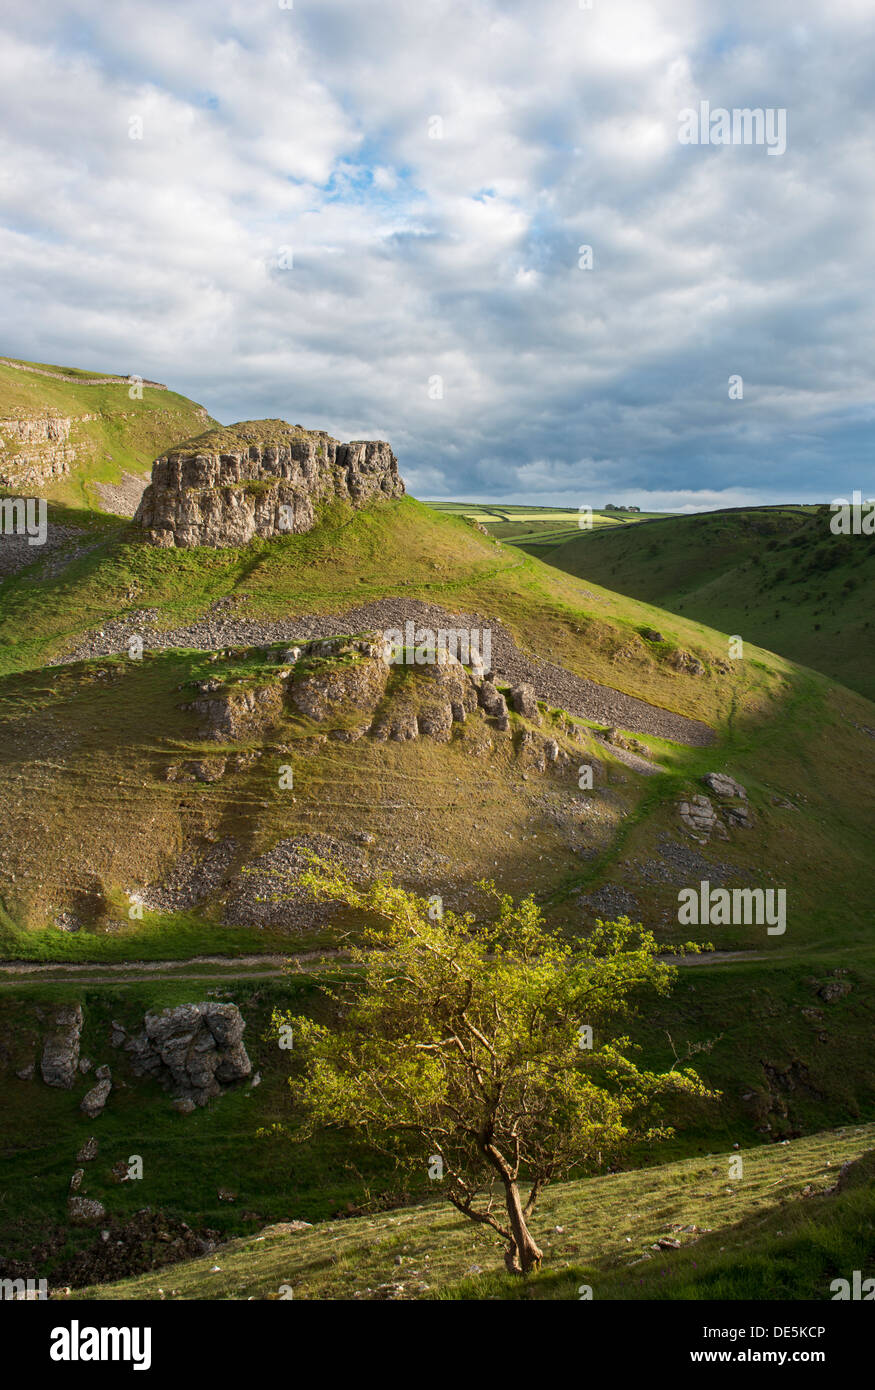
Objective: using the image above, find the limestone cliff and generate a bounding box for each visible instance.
[133,418,405,548]
[0,414,82,487]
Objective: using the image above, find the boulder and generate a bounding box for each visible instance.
[126,1002,251,1108]
[509,683,540,723]
[80,1075,112,1119]
[40,1005,83,1089]
[478,681,508,719]
[678,795,721,836]
[703,772,747,800]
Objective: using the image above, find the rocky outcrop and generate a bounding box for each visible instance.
[187,683,285,741]
[678,773,752,840]
[40,1005,83,1089]
[134,419,405,548]
[290,641,390,722]
[0,415,81,487]
[678,794,725,839]
[669,649,706,676]
[124,1002,251,1108]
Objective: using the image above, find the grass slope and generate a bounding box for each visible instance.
[0,357,214,509]
[546,505,875,700]
[66,1124,875,1300]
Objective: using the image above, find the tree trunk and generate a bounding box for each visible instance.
[502,1177,543,1274]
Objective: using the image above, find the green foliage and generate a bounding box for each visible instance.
[274,858,715,1267]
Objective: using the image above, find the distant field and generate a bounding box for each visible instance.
[424,501,668,554]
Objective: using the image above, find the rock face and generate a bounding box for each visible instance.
[40,1005,83,1088]
[134,419,405,548]
[0,414,80,486]
[125,1002,251,1108]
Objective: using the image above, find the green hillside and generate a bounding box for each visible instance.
[0,459,872,1301]
[64,1126,875,1300]
[0,356,214,511]
[545,506,875,701]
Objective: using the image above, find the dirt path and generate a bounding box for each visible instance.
[0,946,762,987]
[53,597,715,747]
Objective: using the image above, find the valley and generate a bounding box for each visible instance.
[0,368,872,1304]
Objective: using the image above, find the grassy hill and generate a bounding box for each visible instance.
[544,506,875,701]
[62,1125,875,1300]
[0,356,214,511]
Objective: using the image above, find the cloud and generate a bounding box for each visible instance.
[0,0,873,506]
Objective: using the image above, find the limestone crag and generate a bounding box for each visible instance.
[40,1005,84,1089]
[134,419,405,547]
[121,1002,252,1108]
[0,415,83,487]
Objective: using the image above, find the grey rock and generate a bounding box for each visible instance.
[134,423,405,549]
[678,795,723,837]
[127,1002,251,1108]
[819,979,853,1003]
[509,683,540,722]
[80,1077,112,1118]
[76,1137,99,1162]
[478,681,508,719]
[703,772,748,800]
[68,1195,106,1225]
[40,1004,83,1088]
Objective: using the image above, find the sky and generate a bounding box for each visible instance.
[1,0,874,509]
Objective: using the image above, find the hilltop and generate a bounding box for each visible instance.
[0,356,214,512]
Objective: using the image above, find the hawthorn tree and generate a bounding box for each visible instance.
[274,857,713,1275]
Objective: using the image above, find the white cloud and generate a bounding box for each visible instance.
[0,0,873,504]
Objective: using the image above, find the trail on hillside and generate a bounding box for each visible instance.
[0,948,762,987]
